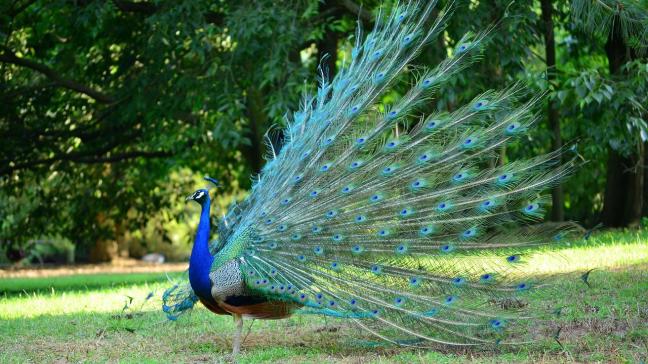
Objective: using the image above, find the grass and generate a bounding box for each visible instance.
[1,230,647,363]
[0,272,181,296]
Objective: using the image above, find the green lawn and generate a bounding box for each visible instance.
[1,230,647,363]
[0,272,180,296]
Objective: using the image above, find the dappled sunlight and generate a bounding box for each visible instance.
[4,233,646,320]
[420,232,648,280]
[3,244,645,320]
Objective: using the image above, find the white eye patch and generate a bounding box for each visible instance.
[195,191,205,199]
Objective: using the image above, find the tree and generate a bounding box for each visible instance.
[0,0,314,259]
[570,0,648,227]
[541,0,565,221]
[0,0,375,260]
[2,0,647,263]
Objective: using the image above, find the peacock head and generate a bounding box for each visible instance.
[185,177,218,205]
[185,189,209,205]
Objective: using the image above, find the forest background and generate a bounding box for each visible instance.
[1,0,647,263]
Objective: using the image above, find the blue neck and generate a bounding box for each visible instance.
[188,197,216,303]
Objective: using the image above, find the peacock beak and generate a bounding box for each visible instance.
[185,194,194,202]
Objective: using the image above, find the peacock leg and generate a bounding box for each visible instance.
[232,313,243,355]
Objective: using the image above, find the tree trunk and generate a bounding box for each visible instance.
[602,150,631,227]
[643,144,648,217]
[317,2,340,80]
[317,29,338,79]
[540,0,564,221]
[89,212,118,262]
[624,143,644,227]
[242,86,267,175]
[601,19,643,227]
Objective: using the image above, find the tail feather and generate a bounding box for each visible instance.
[162,278,199,321]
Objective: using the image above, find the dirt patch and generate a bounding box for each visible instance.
[0,258,187,278]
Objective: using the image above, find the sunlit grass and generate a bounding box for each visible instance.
[0,272,177,295]
[0,284,159,319]
[525,242,648,274]
[0,272,184,318]
[408,229,648,281]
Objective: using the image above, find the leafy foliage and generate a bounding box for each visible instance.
[0,0,647,258]
[0,0,326,256]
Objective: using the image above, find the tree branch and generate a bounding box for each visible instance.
[0,48,115,103]
[1,150,172,174]
[111,0,156,15]
[74,150,172,163]
[337,0,373,25]
[7,0,38,18]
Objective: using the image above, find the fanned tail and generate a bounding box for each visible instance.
[186,1,581,346]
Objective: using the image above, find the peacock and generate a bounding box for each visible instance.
[162,0,580,355]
